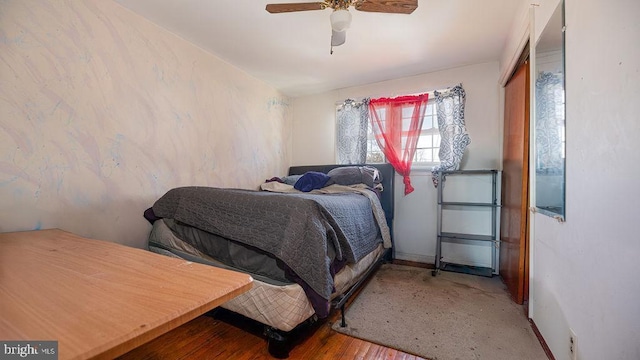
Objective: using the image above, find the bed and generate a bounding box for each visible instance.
[143,164,395,357]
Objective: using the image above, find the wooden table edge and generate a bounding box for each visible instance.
[98,280,253,360]
[0,228,254,360]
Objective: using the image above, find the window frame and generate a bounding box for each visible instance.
[365,97,441,168]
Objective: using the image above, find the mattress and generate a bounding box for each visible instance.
[148,183,390,317]
[148,218,383,332]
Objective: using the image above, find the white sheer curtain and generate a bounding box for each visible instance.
[431,85,471,187]
[336,99,369,164]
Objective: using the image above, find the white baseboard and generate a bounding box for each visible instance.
[393,251,434,264]
[394,251,492,269]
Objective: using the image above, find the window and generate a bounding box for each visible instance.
[366,99,440,165]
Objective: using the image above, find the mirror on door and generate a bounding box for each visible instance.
[534,1,566,220]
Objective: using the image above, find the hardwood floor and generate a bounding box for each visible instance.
[116,259,546,360]
[119,260,429,360]
[119,307,428,360]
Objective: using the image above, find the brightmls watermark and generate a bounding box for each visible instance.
[1,341,57,359]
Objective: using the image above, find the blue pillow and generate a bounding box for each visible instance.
[293,171,331,192]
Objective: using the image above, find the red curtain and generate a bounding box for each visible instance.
[368,94,429,195]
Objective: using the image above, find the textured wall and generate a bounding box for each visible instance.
[0,0,291,247]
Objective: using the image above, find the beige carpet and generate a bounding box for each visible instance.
[332,264,547,360]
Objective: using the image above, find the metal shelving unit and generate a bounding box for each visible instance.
[432,170,499,277]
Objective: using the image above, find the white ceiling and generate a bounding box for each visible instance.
[114,0,525,97]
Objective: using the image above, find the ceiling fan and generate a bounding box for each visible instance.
[266,0,418,51]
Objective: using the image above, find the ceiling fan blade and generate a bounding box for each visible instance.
[354,0,418,14]
[266,2,327,13]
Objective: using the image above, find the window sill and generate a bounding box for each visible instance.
[411,164,439,172]
[365,162,439,173]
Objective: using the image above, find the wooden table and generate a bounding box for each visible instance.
[0,229,253,360]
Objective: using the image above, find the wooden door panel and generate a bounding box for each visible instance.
[500,61,529,305]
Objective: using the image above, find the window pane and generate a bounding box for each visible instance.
[422,115,431,130]
[369,138,380,151]
[402,118,412,131]
[414,149,424,162]
[363,98,441,164]
[421,128,439,136]
[367,151,385,163]
[431,102,439,128]
[367,135,384,163]
[417,135,432,148]
[428,149,435,163]
[426,103,434,114]
[415,149,432,163]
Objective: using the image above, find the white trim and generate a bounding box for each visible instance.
[411,164,439,172]
[394,251,434,265]
[499,5,533,86]
[527,4,537,320]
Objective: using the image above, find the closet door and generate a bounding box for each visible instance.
[500,60,529,305]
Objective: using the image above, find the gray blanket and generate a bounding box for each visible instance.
[151,186,382,300]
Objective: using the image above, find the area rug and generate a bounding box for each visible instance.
[331,264,546,360]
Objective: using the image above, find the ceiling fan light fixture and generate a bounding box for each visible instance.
[330,9,352,32]
[331,29,346,46]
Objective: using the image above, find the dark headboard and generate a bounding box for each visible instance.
[288,164,395,239]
